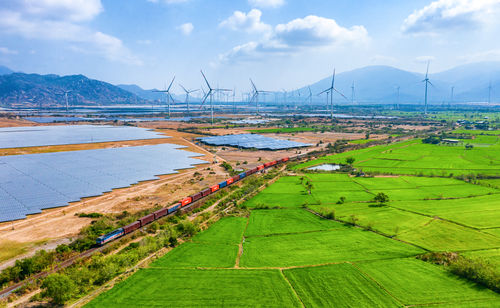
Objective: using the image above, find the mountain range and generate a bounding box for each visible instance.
[0,62,499,107]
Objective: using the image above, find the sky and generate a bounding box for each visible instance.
[1,0,500,94]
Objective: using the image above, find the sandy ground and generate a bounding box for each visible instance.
[0,117,37,127]
[0,128,226,267]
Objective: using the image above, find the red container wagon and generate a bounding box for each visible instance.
[264,162,272,168]
[211,184,219,193]
[123,221,141,234]
[139,213,155,227]
[232,175,240,182]
[281,157,289,163]
[153,207,168,220]
[226,177,234,185]
[201,188,212,197]
[167,203,181,214]
[181,197,192,207]
[191,191,203,202]
[272,160,278,165]
[257,165,265,171]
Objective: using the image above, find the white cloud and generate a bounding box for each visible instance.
[219,9,271,34]
[274,15,368,47]
[458,49,500,62]
[218,15,368,64]
[415,55,436,63]
[178,22,194,35]
[0,47,18,55]
[402,0,500,34]
[0,0,141,65]
[248,0,285,9]
[147,0,189,3]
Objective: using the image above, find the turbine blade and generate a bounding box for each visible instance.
[179,84,188,93]
[167,76,175,92]
[250,78,257,92]
[331,68,336,89]
[200,70,211,90]
[333,88,350,102]
[200,91,211,109]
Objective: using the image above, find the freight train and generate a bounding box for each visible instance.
[96,156,294,246]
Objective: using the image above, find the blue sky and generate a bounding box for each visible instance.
[1,0,500,94]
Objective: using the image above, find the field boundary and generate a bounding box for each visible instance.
[279,269,305,308]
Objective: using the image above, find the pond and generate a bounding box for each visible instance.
[307,164,341,171]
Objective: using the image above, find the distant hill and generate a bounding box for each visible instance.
[0,65,13,75]
[295,62,500,104]
[117,84,192,103]
[0,73,147,108]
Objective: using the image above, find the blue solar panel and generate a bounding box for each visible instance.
[0,144,204,222]
[0,125,167,149]
[198,134,311,150]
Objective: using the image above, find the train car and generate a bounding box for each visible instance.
[226,177,234,185]
[264,162,272,168]
[272,160,278,165]
[211,184,219,193]
[239,172,246,179]
[96,228,124,246]
[138,213,155,227]
[201,188,211,197]
[281,157,289,163]
[181,197,192,207]
[231,175,240,182]
[123,221,141,234]
[219,180,227,188]
[257,165,265,171]
[167,203,181,214]
[153,207,168,220]
[191,191,203,202]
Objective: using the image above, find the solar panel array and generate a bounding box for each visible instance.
[0,125,166,149]
[0,144,205,222]
[198,134,311,150]
[25,117,104,123]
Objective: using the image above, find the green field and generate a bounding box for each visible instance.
[248,127,317,133]
[295,138,500,176]
[85,268,302,307]
[240,227,423,267]
[284,263,400,307]
[87,171,500,307]
[356,258,499,306]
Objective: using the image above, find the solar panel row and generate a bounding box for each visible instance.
[197,134,311,150]
[0,144,204,222]
[0,125,167,149]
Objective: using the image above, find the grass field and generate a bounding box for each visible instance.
[244,209,341,237]
[87,171,500,307]
[284,263,400,307]
[85,268,302,307]
[248,127,317,134]
[356,258,499,306]
[295,139,500,176]
[240,227,423,267]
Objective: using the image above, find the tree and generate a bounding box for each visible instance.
[373,192,390,204]
[346,157,355,165]
[41,273,75,305]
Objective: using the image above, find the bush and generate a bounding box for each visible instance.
[41,273,75,305]
[373,192,389,204]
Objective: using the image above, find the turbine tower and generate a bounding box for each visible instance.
[250,79,271,116]
[351,81,355,105]
[179,84,198,115]
[396,86,400,110]
[422,62,433,115]
[318,69,348,120]
[200,70,231,125]
[153,76,175,118]
[64,90,71,113]
[488,81,492,105]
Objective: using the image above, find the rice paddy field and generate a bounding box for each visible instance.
[87,170,500,306]
[295,132,500,176]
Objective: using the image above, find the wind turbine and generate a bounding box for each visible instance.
[179,84,198,115]
[153,76,175,118]
[351,81,356,105]
[63,90,72,114]
[396,86,400,110]
[422,62,433,115]
[318,69,348,120]
[200,70,231,125]
[250,79,271,116]
[303,87,313,105]
[488,81,492,105]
